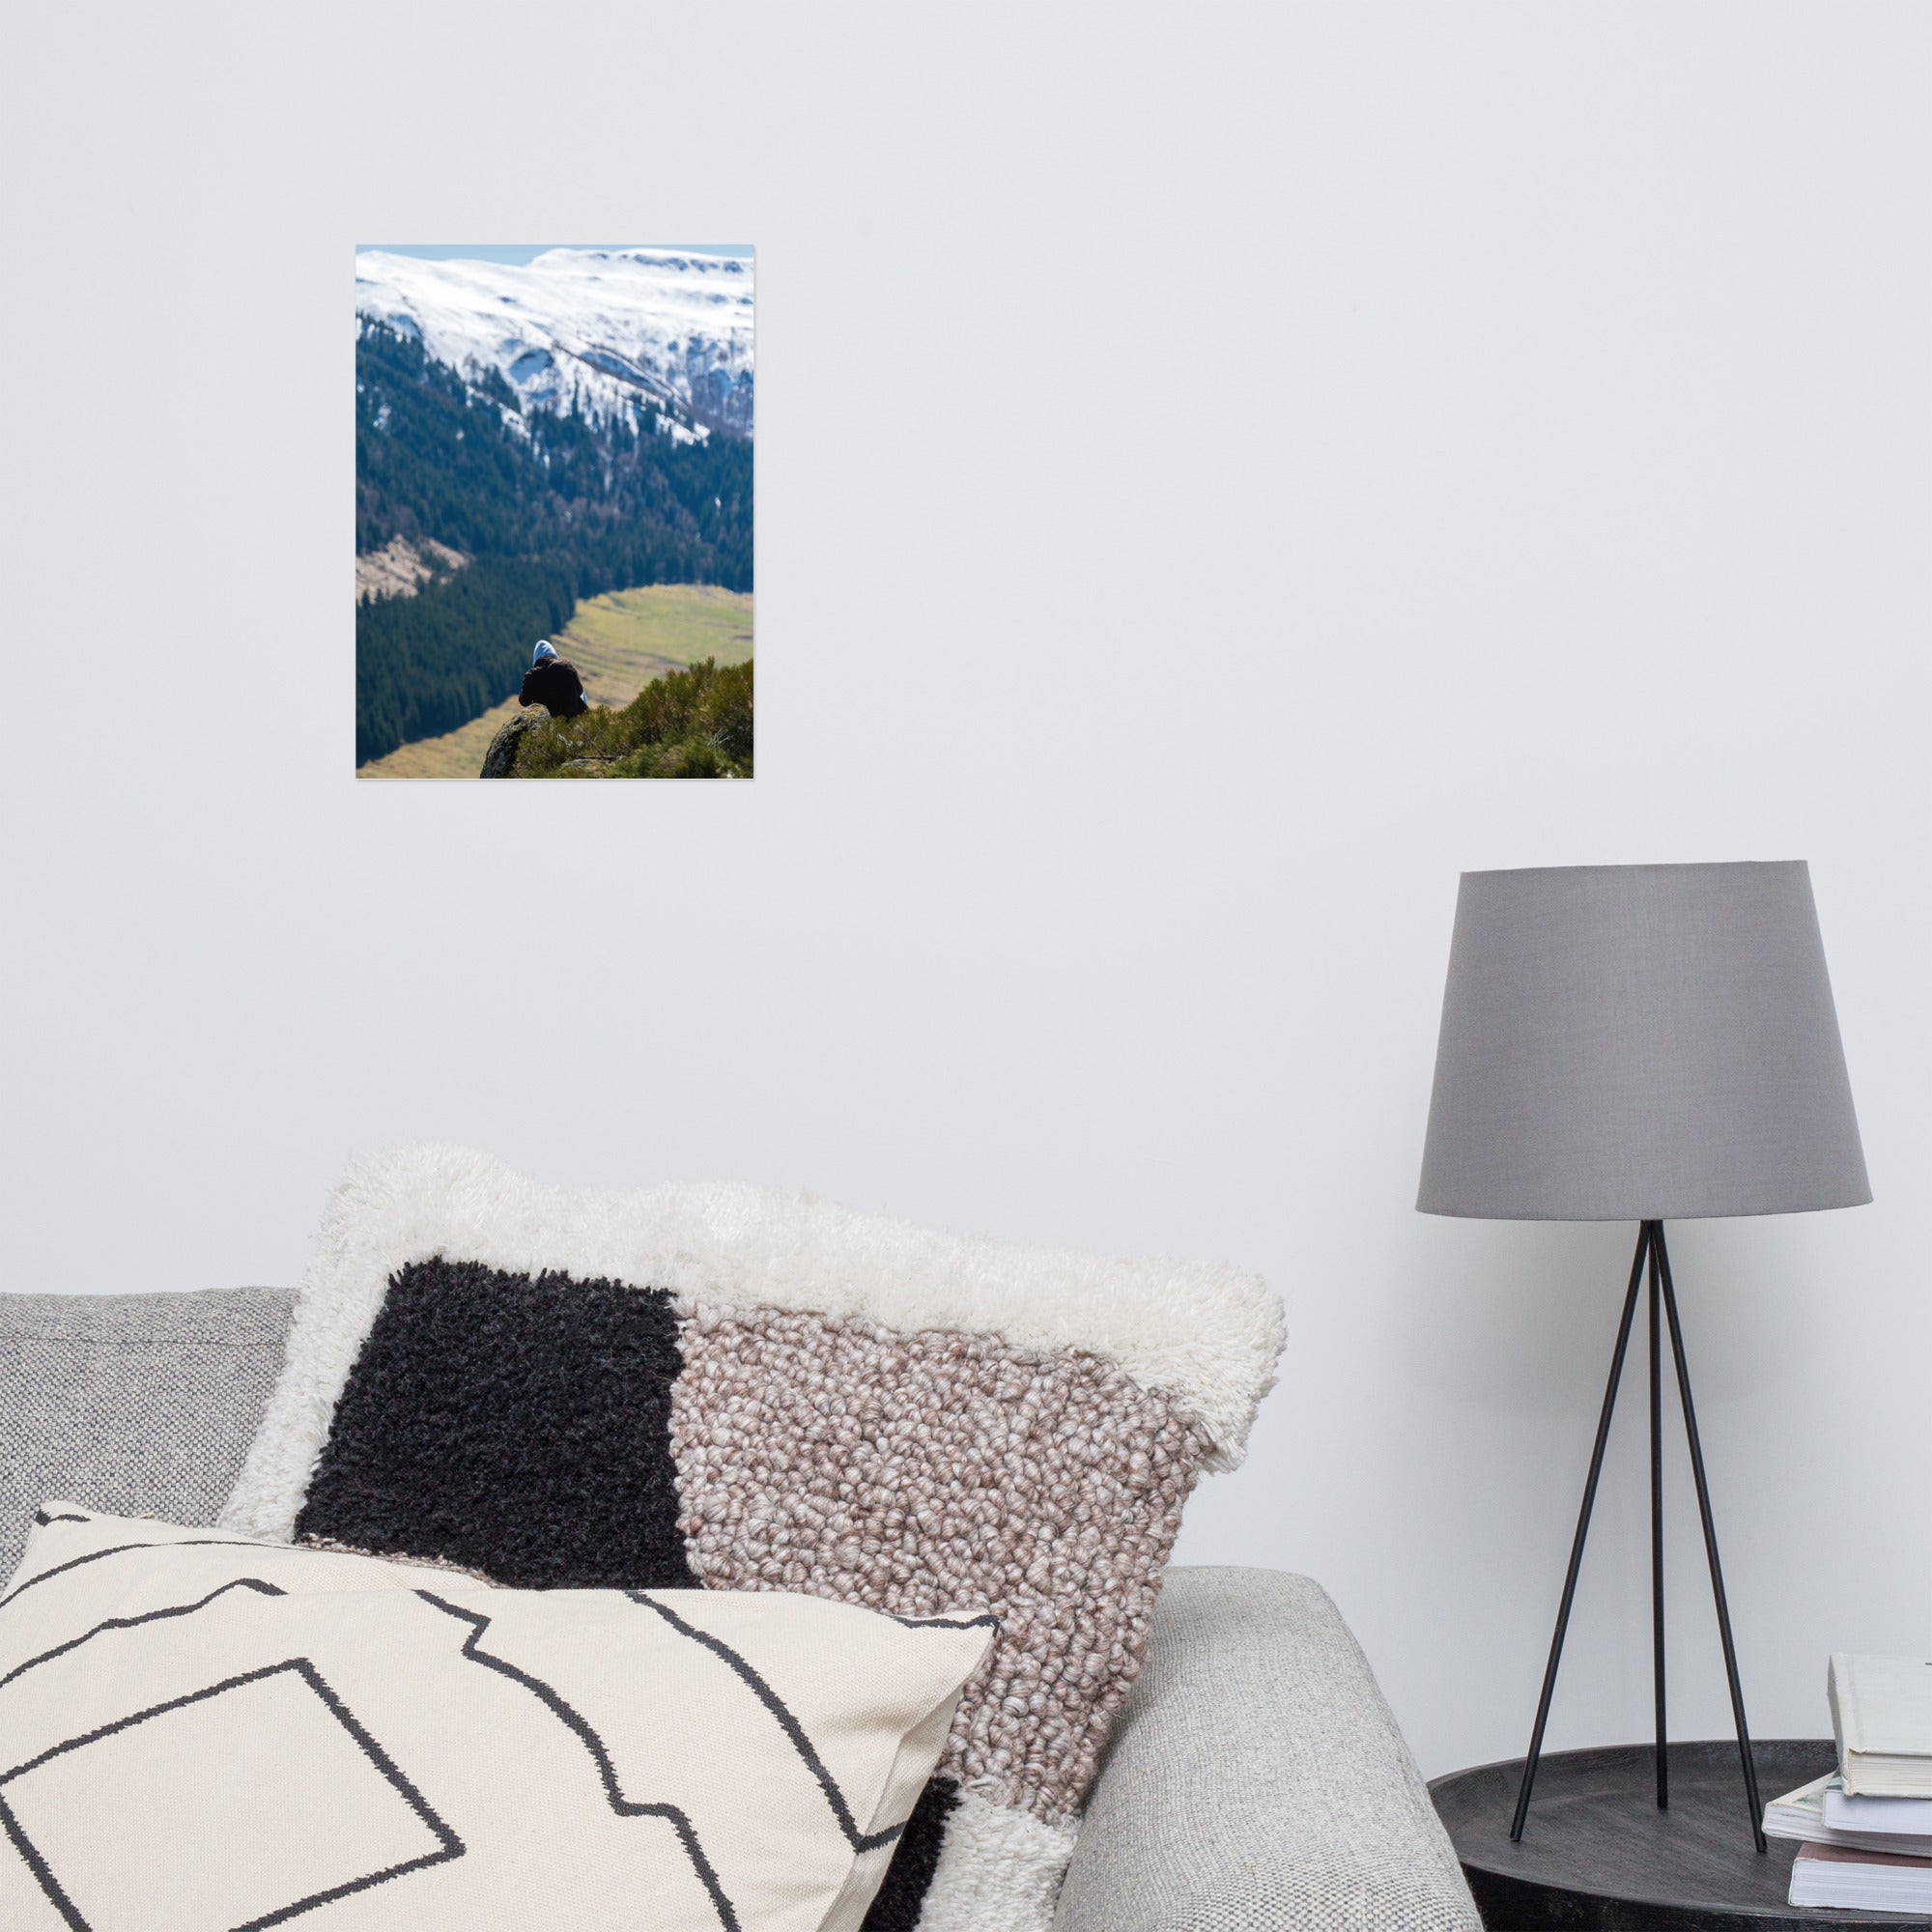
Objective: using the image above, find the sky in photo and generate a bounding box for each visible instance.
[355,244,753,266]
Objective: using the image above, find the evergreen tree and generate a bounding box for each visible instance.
[355,321,753,764]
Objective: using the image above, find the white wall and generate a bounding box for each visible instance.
[4,3,1926,1779]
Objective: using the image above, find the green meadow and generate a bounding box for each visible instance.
[358,584,753,781]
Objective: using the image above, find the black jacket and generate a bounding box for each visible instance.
[521,657,588,718]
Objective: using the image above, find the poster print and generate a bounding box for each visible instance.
[354,245,753,780]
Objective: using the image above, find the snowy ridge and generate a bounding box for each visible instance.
[354,247,753,436]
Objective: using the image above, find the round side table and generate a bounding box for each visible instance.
[1431,1740,1932,1929]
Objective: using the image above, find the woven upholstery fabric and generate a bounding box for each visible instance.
[1053,1567,1481,1932]
[0,1291,293,1584]
[0,1284,1466,1929]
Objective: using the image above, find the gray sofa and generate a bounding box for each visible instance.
[0,1288,1482,1931]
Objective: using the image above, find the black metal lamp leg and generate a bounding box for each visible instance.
[1654,1225,1768,1854]
[1649,1223,1667,1810]
[1509,1224,1652,1842]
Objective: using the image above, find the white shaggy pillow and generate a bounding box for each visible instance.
[220,1147,1286,1931]
[0,1506,994,1932]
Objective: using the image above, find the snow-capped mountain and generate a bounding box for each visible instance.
[354,247,753,436]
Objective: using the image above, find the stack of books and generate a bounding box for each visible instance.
[1762,1653,1932,1913]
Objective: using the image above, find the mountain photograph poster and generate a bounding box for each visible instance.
[354,244,753,781]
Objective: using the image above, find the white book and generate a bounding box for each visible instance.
[1825,1780,1932,1842]
[1763,1771,1932,1858]
[1789,1840,1932,1913]
[1830,1654,1932,1797]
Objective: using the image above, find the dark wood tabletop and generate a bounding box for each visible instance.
[1431,1740,1932,1929]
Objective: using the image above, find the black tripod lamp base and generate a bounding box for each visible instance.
[1508,1221,1766,1855]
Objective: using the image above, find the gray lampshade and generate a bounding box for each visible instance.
[1417,862,1869,1221]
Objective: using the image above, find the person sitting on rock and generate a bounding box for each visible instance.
[520,639,588,719]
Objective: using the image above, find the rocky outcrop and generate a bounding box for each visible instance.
[479,710,541,778]
[355,535,469,605]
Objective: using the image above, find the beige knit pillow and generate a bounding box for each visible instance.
[0,1506,993,1932]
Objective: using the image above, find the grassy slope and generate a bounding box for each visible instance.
[357,583,753,781]
[511,658,752,779]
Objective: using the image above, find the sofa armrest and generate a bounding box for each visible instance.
[1054,1566,1479,1932]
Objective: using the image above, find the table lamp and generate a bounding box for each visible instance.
[1417,862,1869,1849]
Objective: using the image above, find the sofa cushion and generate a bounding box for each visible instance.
[0,1506,994,1932]
[0,1290,294,1584]
[1054,1567,1481,1932]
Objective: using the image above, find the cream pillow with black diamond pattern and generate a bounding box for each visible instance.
[0,1506,995,1932]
